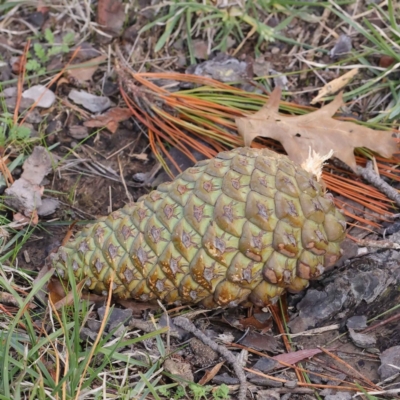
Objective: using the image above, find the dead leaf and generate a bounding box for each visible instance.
[47,277,67,305]
[22,84,56,108]
[53,279,86,310]
[0,291,25,307]
[192,39,209,60]
[131,153,149,161]
[235,87,397,171]
[97,0,125,36]
[116,298,159,316]
[240,332,282,353]
[273,348,323,366]
[198,362,225,385]
[5,146,53,220]
[66,55,107,83]
[311,68,359,104]
[84,107,132,133]
[69,89,112,113]
[238,314,272,331]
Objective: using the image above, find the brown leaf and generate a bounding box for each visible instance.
[53,279,86,310]
[238,314,272,331]
[116,299,159,316]
[240,332,282,353]
[273,348,323,365]
[47,278,67,305]
[84,107,132,133]
[235,87,398,171]
[97,0,125,36]
[66,55,107,83]
[198,361,225,385]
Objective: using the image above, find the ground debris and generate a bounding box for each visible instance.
[212,372,240,385]
[187,54,250,83]
[357,162,400,208]
[68,89,112,113]
[240,332,282,353]
[251,357,278,374]
[68,125,89,139]
[256,389,280,400]
[330,34,352,59]
[98,306,132,335]
[348,328,377,348]
[84,107,132,134]
[97,0,125,37]
[325,392,352,400]
[190,338,219,367]
[346,315,368,330]
[66,55,107,84]
[164,358,194,383]
[379,345,400,380]
[288,254,400,333]
[173,316,248,400]
[5,146,55,223]
[22,84,56,108]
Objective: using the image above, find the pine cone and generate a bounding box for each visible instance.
[50,147,346,308]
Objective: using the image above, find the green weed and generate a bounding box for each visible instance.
[26,29,75,75]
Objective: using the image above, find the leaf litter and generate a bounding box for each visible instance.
[3,1,400,398]
[66,54,107,83]
[68,89,112,113]
[22,84,56,108]
[4,146,58,224]
[84,107,132,133]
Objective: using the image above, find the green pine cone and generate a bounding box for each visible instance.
[50,147,346,308]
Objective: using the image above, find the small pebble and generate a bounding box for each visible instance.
[284,380,297,389]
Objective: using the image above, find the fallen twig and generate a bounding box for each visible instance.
[357,163,400,208]
[347,234,400,250]
[276,324,340,338]
[173,316,247,400]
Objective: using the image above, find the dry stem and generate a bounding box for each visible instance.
[173,316,247,400]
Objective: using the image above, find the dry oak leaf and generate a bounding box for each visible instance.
[84,107,132,133]
[235,87,397,171]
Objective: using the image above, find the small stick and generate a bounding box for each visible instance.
[347,234,400,250]
[244,367,359,391]
[357,164,400,208]
[230,343,358,387]
[173,316,247,400]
